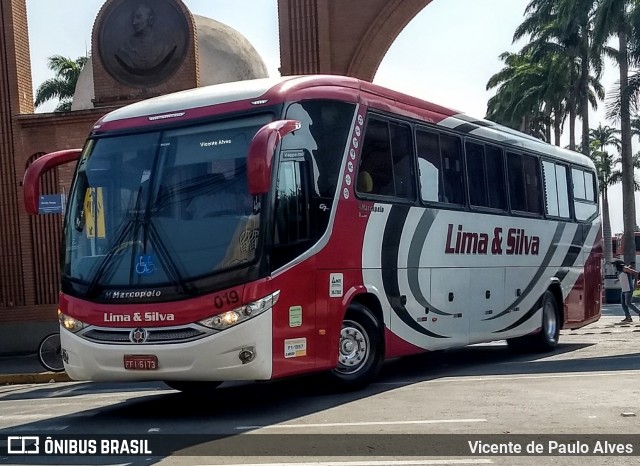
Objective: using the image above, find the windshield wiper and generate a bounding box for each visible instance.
[84,186,144,298]
[84,217,136,298]
[146,219,191,295]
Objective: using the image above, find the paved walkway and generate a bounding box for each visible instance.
[0,352,71,384]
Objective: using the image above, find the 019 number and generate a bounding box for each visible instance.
[213,290,240,309]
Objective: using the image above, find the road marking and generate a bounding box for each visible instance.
[9,425,69,431]
[0,414,56,420]
[0,390,160,402]
[2,402,75,412]
[0,411,94,420]
[236,419,487,430]
[198,461,493,466]
[374,370,640,385]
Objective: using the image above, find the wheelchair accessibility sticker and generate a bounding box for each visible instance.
[135,255,156,275]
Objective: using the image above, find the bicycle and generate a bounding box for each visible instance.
[38,333,65,372]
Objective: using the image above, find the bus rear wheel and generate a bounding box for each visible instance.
[507,290,560,352]
[164,381,222,394]
[329,303,384,390]
[534,290,561,351]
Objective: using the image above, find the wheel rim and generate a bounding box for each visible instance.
[40,334,64,371]
[543,298,558,342]
[335,319,370,375]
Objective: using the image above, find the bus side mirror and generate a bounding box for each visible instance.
[23,149,82,214]
[247,120,301,195]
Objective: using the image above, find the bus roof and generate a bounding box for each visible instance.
[95,75,594,169]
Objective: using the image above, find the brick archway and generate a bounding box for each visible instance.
[25,153,62,306]
[278,0,433,81]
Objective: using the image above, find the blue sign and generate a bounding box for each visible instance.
[38,194,65,214]
[135,255,156,275]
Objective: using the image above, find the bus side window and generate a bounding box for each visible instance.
[542,161,570,218]
[389,122,415,199]
[507,152,541,214]
[416,129,441,202]
[465,141,487,207]
[572,168,597,221]
[358,118,394,197]
[523,154,542,214]
[507,152,526,211]
[486,145,507,210]
[358,116,415,200]
[555,164,570,217]
[440,134,464,205]
[542,161,559,216]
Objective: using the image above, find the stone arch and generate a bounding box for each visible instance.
[278,0,433,82]
[347,0,434,80]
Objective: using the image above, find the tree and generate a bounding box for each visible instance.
[593,0,639,265]
[589,124,621,265]
[486,50,566,142]
[34,55,87,112]
[513,0,602,154]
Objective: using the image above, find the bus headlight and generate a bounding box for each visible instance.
[58,310,89,333]
[198,290,280,331]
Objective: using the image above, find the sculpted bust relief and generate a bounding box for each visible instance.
[98,0,189,88]
[115,4,177,75]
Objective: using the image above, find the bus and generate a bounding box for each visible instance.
[613,232,640,265]
[604,232,640,303]
[23,75,602,391]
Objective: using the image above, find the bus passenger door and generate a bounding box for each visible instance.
[269,151,318,378]
[468,267,505,343]
[429,268,470,347]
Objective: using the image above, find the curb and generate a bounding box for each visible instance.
[0,371,72,385]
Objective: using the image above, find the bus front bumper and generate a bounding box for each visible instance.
[60,310,273,382]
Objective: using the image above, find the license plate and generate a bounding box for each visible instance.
[123,354,158,370]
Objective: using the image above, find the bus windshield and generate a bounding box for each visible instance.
[63,114,272,292]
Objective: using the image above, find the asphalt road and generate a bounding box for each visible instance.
[0,304,639,466]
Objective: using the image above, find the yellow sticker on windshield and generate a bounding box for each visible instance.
[84,187,106,238]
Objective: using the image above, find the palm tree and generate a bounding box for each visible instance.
[486,50,567,142]
[593,0,638,265]
[557,0,601,157]
[589,124,621,265]
[513,0,602,154]
[34,55,87,112]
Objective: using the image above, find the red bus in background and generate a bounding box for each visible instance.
[23,76,602,393]
[612,232,640,265]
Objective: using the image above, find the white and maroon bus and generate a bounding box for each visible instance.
[23,75,602,391]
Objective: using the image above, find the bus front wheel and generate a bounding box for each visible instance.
[329,303,384,389]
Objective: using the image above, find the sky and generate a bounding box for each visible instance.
[25,0,636,233]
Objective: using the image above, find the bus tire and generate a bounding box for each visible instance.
[507,290,559,353]
[328,302,384,390]
[164,381,222,394]
[531,290,560,351]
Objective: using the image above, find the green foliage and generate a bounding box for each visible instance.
[487,0,640,264]
[34,55,88,112]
